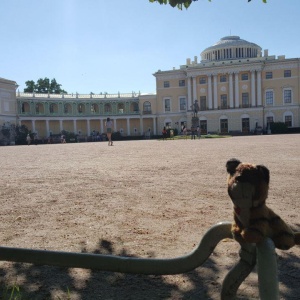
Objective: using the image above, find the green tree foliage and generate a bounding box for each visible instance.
[149,0,266,10]
[270,122,288,134]
[24,77,67,94]
[15,124,31,145]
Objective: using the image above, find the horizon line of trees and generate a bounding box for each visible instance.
[24,77,67,94]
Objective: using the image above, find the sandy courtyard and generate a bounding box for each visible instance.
[0,134,300,299]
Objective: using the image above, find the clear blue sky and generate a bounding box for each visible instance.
[1,0,299,94]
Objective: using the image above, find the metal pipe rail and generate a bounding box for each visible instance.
[0,222,279,299]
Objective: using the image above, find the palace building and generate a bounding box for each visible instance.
[1,36,299,139]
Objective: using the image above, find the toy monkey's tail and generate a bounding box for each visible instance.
[294,232,300,245]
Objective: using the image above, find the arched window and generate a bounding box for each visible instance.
[77,103,85,114]
[91,103,99,113]
[118,103,124,113]
[104,103,112,113]
[130,102,139,112]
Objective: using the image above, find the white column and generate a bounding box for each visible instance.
[208,75,213,109]
[234,72,240,108]
[251,71,256,107]
[257,71,262,106]
[87,119,90,135]
[187,77,192,110]
[113,119,117,132]
[192,77,197,103]
[46,120,49,136]
[73,119,77,134]
[100,119,104,133]
[229,73,234,108]
[31,120,36,133]
[153,117,156,135]
[59,120,63,132]
[140,117,144,135]
[127,118,130,136]
[213,74,218,109]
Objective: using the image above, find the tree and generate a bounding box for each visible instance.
[149,0,266,10]
[24,77,67,94]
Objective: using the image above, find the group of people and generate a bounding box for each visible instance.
[162,125,201,140]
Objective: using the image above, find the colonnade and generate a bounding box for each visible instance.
[26,116,157,138]
[187,70,262,111]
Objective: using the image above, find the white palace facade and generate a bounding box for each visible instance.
[1,36,300,138]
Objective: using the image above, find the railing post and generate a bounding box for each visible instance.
[257,238,279,300]
[221,242,256,300]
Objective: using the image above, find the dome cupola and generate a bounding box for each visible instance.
[200,36,262,62]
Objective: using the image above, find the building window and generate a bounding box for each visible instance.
[49,104,54,113]
[35,104,39,113]
[164,98,171,112]
[220,119,228,133]
[199,77,206,84]
[143,101,151,113]
[220,75,227,82]
[285,115,292,127]
[200,96,206,110]
[241,73,248,81]
[200,120,207,134]
[242,93,249,108]
[265,90,274,106]
[165,122,171,129]
[179,80,185,87]
[164,81,170,88]
[104,103,112,112]
[284,70,291,78]
[283,89,292,104]
[64,104,68,113]
[266,116,274,130]
[220,94,228,109]
[242,118,250,133]
[266,72,273,79]
[179,97,186,111]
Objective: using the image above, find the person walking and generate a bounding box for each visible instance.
[197,126,201,139]
[26,134,31,145]
[162,127,167,141]
[105,117,113,146]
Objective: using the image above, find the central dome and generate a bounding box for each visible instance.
[201,36,262,62]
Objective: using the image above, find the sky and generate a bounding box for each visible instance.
[1,0,300,95]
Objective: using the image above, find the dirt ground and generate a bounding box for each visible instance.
[0,134,299,300]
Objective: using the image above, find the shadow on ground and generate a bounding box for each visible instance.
[0,239,299,299]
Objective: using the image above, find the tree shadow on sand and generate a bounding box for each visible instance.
[0,239,299,299]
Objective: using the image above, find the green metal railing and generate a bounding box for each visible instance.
[0,222,279,299]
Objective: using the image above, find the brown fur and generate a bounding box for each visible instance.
[226,158,300,250]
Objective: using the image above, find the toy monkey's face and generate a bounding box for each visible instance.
[226,159,270,211]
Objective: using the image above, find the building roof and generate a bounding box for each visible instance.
[200,36,262,62]
[202,36,261,52]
